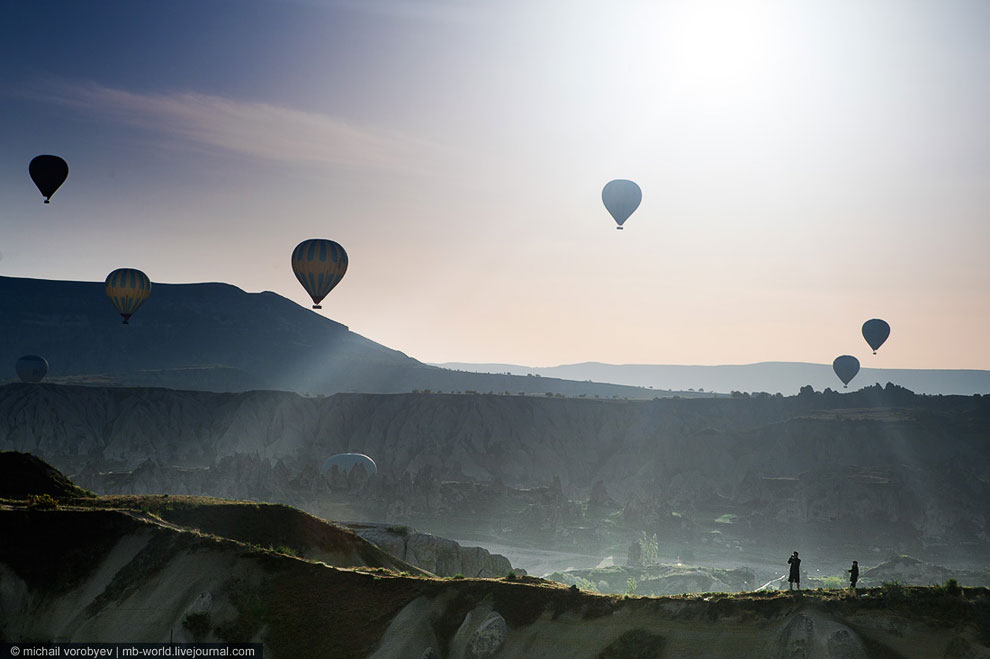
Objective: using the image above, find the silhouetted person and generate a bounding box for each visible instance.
[788,551,801,591]
[848,560,859,590]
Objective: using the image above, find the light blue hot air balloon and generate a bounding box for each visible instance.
[320,453,377,477]
[602,179,642,230]
[832,355,860,388]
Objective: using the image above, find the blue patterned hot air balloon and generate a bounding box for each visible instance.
[291,239,348,309]
[105,268,151,324]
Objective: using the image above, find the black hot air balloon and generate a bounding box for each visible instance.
[862,319,890,354]
[15,355,48,383]
[832,355,860,388]
[29,155,69,203]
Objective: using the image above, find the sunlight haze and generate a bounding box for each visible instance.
[2,0,987,369]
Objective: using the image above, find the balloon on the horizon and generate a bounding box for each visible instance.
[320,453,377,477]
[862,319,890,354]
[832,355,860,388]
[29,155,69,203]
[105,268,151,324]
[291,239,348,309]
[15,355,48,383]
[602,179,641,230]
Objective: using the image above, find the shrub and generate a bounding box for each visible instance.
[388,525,411,536]
[943,578,962,596]
[625,577,638,595]
[273,545,299,557]
[27,493,59,510]
[504,571,517,581]
[881,581,905,600]
[452,573,464,579]
[822,576,845,589]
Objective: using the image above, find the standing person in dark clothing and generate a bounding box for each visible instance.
[848,561,859,590]
[788,551,801,591]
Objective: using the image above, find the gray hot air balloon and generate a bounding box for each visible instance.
[320,453,378,477]
[602,179,642,230]
[862,319,890,354]
[832,355,860,388]
[16,355,48,383]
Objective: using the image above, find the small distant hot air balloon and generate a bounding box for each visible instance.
[320,453,377,477]
[29,155,69,203]
[105,268,152,324]
[15,355,48,383]
[291,239,348,309]
[602,179,642,230]
[862,319,890,354]
[832,355,860,388]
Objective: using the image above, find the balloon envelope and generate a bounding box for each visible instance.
[29,155,69,203]
[291,239,348,309]
[105,268,152,324]
[832,355,860,388]
[15,355,48,383]
[862,319,890,354]
[602,179,642,229]
[320,453,377,477]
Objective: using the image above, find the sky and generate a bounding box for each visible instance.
[1,0,988,369]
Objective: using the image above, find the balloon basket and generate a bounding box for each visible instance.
[616,226,623,230]
[312,305,322,310]
[44,199,50,204]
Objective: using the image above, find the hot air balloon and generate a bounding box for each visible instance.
[29,155,69,203]
[105,268,151,324]
[602,179,641,230]
[320,453,377,477]
[15,355,48,383]
[862,319,890,354]
[291,239,348,309]
[832,355,860,388]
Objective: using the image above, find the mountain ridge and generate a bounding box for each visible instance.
[434,360,990,395]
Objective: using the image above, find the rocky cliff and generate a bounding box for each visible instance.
[3,503,990,659]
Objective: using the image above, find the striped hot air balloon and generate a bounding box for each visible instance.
[291,239,348,309]
[105,268,151,324]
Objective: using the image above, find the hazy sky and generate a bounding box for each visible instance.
[2,0,988,369]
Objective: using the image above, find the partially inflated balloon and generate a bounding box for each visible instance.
[29,155,69,203]
[832,355,860,388]
[320,453,377,477]
[15,355,48,383]
[105,268,151,324]
[862,319,890,354]
[602,179,641,230]
[291,239,348,309]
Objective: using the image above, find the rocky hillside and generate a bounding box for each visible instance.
[3,501,990,658]
[0,275,656,398]
[3,382,989,572]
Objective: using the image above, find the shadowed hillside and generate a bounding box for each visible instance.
[3,493,990,658]
[0,276,660,398]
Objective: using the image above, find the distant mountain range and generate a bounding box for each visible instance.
[433,361,990,396]
[0,276,662,398]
